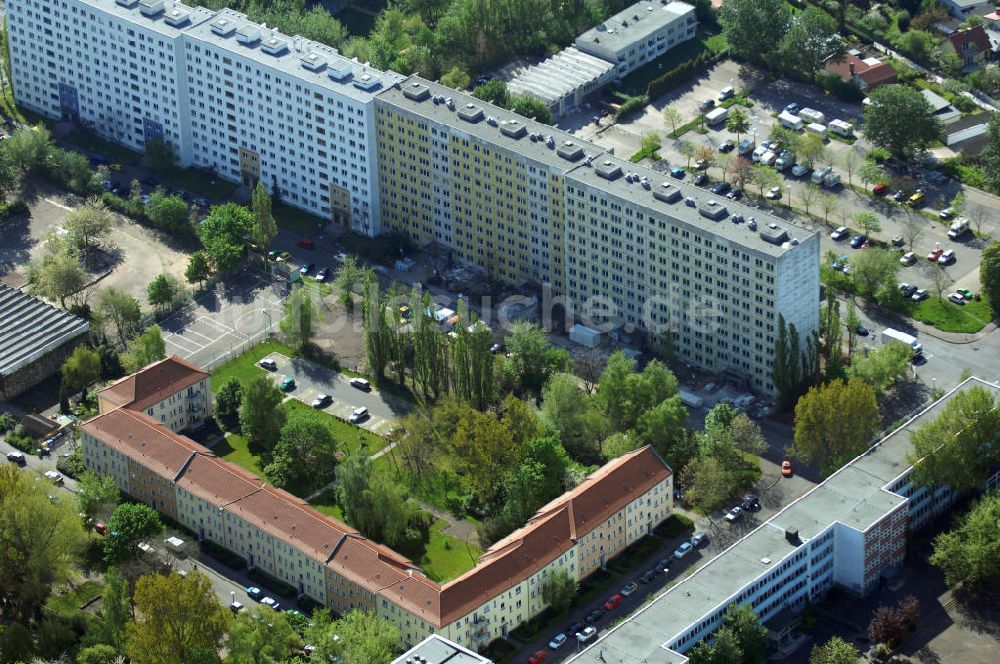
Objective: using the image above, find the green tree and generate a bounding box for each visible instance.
[540,373,606,456]
[855,211,881,237]
[723,604,768,663]
[0,465,89,624]
[5,124,52,174]
[778,7,844,77]
[310,611,398,664]
[822,295,843,378]
[449,304,495,409]
[509,95,552,124]
[798,132,827,168]
[145,135,178,173]
[145,190,191,235]
[62,345,102,399]
[772,314,803,408]
[908,385,1000,491]
[680,455,730,512]
[688,626,743,664]
[120,325,166,373]
[76,471,120,524]
[729,413,769,456]
[663,106,683,136]
[26,234,86,308]
[858,160,889,191]
[263,409,339,491]
[126,571,229,664]
[931,491,1000,588]
[635,395,688,458]
[239,375,286,456]
[186,251,212,288]
[97,287,142,345]
[981,241,1000,313]
[847,341,911,391]
[719,0,790,64]
[147,273,179,309]
[335,456,429,553]
[198,203,253,273]
[333,254,367,308]
[65,198,114,257]
[215,377,243,430]
[540,568,578,613]
[862,85,941,158]
[471,79,509,107]
[250,182,277,260]
[981,114,1000,191]
[640,131,662,157]
[811,636,860,664]
[226,604,303,664]
[99,566,132,651]
[791,377,879,474]
[440,66,471,90]
[280,284,319,350]
[503,321,571,395]
[601,431,640,460]
[751,163,780,198]
[597,352,678,431]
[726,108,750,144]
[845,300,861,357]
[104,502,163,562]
[76,644,121,664]
[679,140,697,168]
[851,248,899,299]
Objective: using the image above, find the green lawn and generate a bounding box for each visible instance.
[274,202,327,236]
[311,489,345,521]
[619,27,726,96]
[47,580,104,617]
[282,399,386,457]
[910,297,995,334]
[165,167,237,200]
[66,130,141,164]
[214,432,264,477]
[417,519,482,583]
[210,338,295,391]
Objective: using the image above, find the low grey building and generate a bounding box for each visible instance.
[575,0,697,79]
[507,47,616,118]
[0,285,89,400]
[391,635,493,664]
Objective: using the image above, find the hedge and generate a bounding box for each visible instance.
[647,50,719,100]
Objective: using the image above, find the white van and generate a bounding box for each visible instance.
[805,122,827,138]
[349,377,371,391]
[718,86,735,101]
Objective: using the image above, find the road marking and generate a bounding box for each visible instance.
[198,316,237,334]
[42,197,74,211]
[164,335,202,353]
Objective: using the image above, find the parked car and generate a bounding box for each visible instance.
[620,582,639,597]
[699,99,716,111]
[872,183,888,196]
[95,522,109,536]
[891,236,905,247]
[350,377,371,391]
[674,542,694,558]
[791,164,810,178]
[958,289,975,300]
[316,267,329,282]
[719,140,735,153]
[6,451,26,465]
[711,182,731,195]
[927,247,944,262]
[548,633,567,650]
[765,186,782,200]
[280,377,296,392]
[782,460,793,477]
[585,608,605,624]
[856,324,869,336]
[690,531,709,547]
[311,394,332,408]
[489,343,504,354]
[528,649,548,664]
[260,597,280,611]
[939,249,955,265]
[258,358,277,371]
[44,470,63,485]
[784,103,800,114]
[850,235,866,249]
[899,252,916,266]
[246,586,263,601]
[576,627,598,643]
[693,173,708,186]
[908,191,926,207]
[899,283,917,298]
[348,407,369,424]
[694,158,709,170]
[603,594,623,611]
[726,188,743,200]
[948,292,966,304]
[299,263,315,275]
[655,558,672,573]
[670,166,685,179]
[911,288,929,302]
[831,226,849,241]
[565,621,585,637]
[724,506,743,523]
[639,570,656,584]
[940,207,955,219]
[741,493,760,511]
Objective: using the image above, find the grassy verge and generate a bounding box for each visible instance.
[274,202,327,236]
[629,145,662,163]
[282,399,385,457]
[47,580,104,617]
[209,338,294,391]
[417,519,482,582]
[909,297,995,334]
[65,130,141,164]
[668,116,706,139]
[214,433,264,477]
[619,26,724,96]
[607,535,663,574]
[653,513,695,539]
[165,167,237,200]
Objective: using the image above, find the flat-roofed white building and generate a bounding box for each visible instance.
[507,47,616,118]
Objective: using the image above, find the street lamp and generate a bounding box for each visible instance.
[262,308,272,337]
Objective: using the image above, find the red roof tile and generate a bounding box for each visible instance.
[946,25,991,55]
[81,408,202,480]
[99,355,208,411]
[824,54,897,88]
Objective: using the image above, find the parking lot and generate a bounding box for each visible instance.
[162,272,287,370]
[258,351,412,436]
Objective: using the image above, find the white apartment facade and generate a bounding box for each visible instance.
[5,0,400,234]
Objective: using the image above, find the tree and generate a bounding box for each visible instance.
[145,191,190,235]
[858,160,888,192]
[719,0,790,64]
[76,644,121,664]
[310,611,398,664]
[772,314,802,408]
[777,7,843,77]
[120,325,166,373]
[226,604,303,663]
[847,342,911,391]
[186,251,212,288]
[723,604,768,664]
[981,241,1000,313]
[679,140,696,168]
[716,153,734,184]
[335,454,429,552]
[449,305,495,409]
[855,211,881,238]
[797,132,827,168]
[695,145,716,171]
[729,413,768,456]
[215,377,243,429]
[5,124,52,174]
[0,464,89,624]
[750,163,779,198]
[65,198,114,257]
[471,79,509,107]
[844,300,860,357]
[26,234,86,308]
[791,377,879,474]
[597,353,678,431]
[726,108,750,144]
[908,385,1000,491]
[681,455,730,512]
[540,373,605,456]
[819,194,838,224]
[198,203,253,273]
[842,150,860,188]
[126,571,229,664]
[862,85,941,158]
[263,409,339,491]
[62,345,102,399]
[810,636,860,664]
[981,114,1000,191]
[903,214,924,252]
[250,182,277,260]
[440,66,470,90]
[868,605,905,647]
[799,184,819,216]
[239,375,286,456]
[931,491,1000,588]
[76,471,120,524]
[279,284,319,351]
[662,106,683,136]
[602,431,640,460]
[145,135,178,173]
[104,502,163,562]
[510,95,552,124]
[635,395,688,458]
[503,321,571,395]
[688,627,744,664]
[851,248,899,299]
[821,295,843,378]
[541,568,578,613]
[97,287,142,345]
[333,254,366,308]
[147,273,179,309]
[100,566,132,651]
[731,155,753,190]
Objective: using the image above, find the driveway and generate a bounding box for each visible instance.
[259,351,412,436]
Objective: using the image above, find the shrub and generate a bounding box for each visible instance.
[615,94,648,120]
[817,73,865,102]
[56,447,87,478]
[0,200,29,224]
[5,424,35,453]
[0,412,16,433]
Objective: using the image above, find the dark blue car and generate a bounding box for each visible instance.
[850,235,866,249]
[670,167,685,179]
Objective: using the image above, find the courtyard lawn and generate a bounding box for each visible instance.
[910,297,995,334]
[209,338,296,391]
[274,202,326,236]
[417,519,482,583]
[214,432,264,477]
[46,580,104,618]
[281,399,386,457]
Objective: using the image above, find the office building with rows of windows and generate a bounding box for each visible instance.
[568,377,1000,664]
[374,77,820,395]
[5,0,403,233]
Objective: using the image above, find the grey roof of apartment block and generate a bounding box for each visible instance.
[576,0,696,54]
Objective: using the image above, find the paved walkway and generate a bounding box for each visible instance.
[416,499,482,549]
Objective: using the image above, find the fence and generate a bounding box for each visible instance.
[201,328,275,373]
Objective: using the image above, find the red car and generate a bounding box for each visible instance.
[927,247,944,262]
[603,594,623,611]
[872,183,888,196]
[296,238,315,250]
[94,522,109,535]
[781,460,793,477]
[528,649,548,664]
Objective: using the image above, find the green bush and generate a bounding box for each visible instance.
[653,514,695,539]
[0,199,28,224]
[57,446,87,479]
[646,50,716,100]
[817,73,865,102]
[0,412,16,433]
[615,94,648,120]
[5,424,35,453]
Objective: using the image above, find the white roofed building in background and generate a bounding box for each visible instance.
[507,47,616,118]
[392,635,494,664]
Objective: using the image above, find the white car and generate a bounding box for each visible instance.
[724,506,743,522]
[939,249,956,264]
[831,226,849,241]
[948,292,966,304]
[311,394,332,408]
[899,252,916,266]
[765,186,782,200]
[620,581,638,597]
[348,407,369,424]
[548,633,568,650]
[44,470,64,485]
[260,596,281,611]
[576,626,598,643]
[911,288,929,302]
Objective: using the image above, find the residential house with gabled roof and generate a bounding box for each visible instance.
[97,355,210,432]
[940,24,993,69]
[824,53,898,90]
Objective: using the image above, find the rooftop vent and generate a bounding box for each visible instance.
[328,61,353,82]
[759,223,789,245]
[557,140,584,161]
[301,52,327,72]
[653,182,681,204]
[499,120,527,139]
[261,36,289,56]
[236,24,261,44]
[699,200,729,221]
[116,0,140,7]
[402,82,431,102]
[353,73,381,91]
[785,528,801,546]
[594,159,622,180]
[457,103,485,123]
[486,116,498,126]
[163,7,190,26]
[545,135,555,148]
[138,0,164,17]
[761,557,772,565]
[640,176,650,189]
[210,18,237,37]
